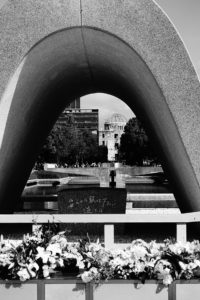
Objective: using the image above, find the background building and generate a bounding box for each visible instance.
[66,98,80,109]
[99,113,127,161]
[58,98,99,137]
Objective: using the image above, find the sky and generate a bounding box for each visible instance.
[81,0,200,128]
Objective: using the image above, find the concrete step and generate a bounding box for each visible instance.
[127,193,175,201]
[126,193,177,209]
[126,208,180,214]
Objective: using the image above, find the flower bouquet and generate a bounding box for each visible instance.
[1,224,200,286]
[0,224,84,281]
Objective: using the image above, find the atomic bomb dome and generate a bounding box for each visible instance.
[107,113,127,124]
[99,113,128,161]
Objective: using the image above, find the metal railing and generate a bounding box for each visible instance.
[1,212,200,247]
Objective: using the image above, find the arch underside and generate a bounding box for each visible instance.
[0,27,200,213]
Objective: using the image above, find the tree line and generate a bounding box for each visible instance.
[37,115,107,166]
[118,118,159,166]
[37,116,159,166]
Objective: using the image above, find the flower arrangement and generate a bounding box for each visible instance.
[0,225,200,286]
[0,224,84,281]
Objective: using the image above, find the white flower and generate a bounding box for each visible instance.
[0,241,13,253]
[81,271,92,283]
[49,256,56,265]
[169,242,187,255]
[62,252,77,260]
[75,255,84,269]
[188,260,200,270]
[36,246,50,263]
[147,258,156,268]
[194,260,200,267]
[90,267,98,275]
[88,243,102,253]
[57,257,64,268]
[110,257,127,268]
[46,243,62,255]
[81,267,99,283]
[17,268,30,281]
[77,260,85,269]
[135,261,145,273]
[163,274,173,286]
[184,242,196,254]
[0,253,12,267]
[86,251,93,258]
[8,262,15,269]
[131,239,148,247]
[149,241,161,257]
[27,262,39,278]
[130,245,148,259]
[179,261,187,270]
[42,265,50,278]
[58,237,68,248]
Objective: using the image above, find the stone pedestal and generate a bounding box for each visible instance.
[57,185,127,236]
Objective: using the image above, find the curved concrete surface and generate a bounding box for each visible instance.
[0,1,200,213]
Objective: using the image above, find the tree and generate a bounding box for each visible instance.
[36,115,106,165]
[119,117,159,166]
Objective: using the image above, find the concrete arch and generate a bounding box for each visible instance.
[0,0,200,213]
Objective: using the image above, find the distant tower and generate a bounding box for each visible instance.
[99,113,127,161]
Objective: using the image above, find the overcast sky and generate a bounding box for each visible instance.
[81,0,200,128]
